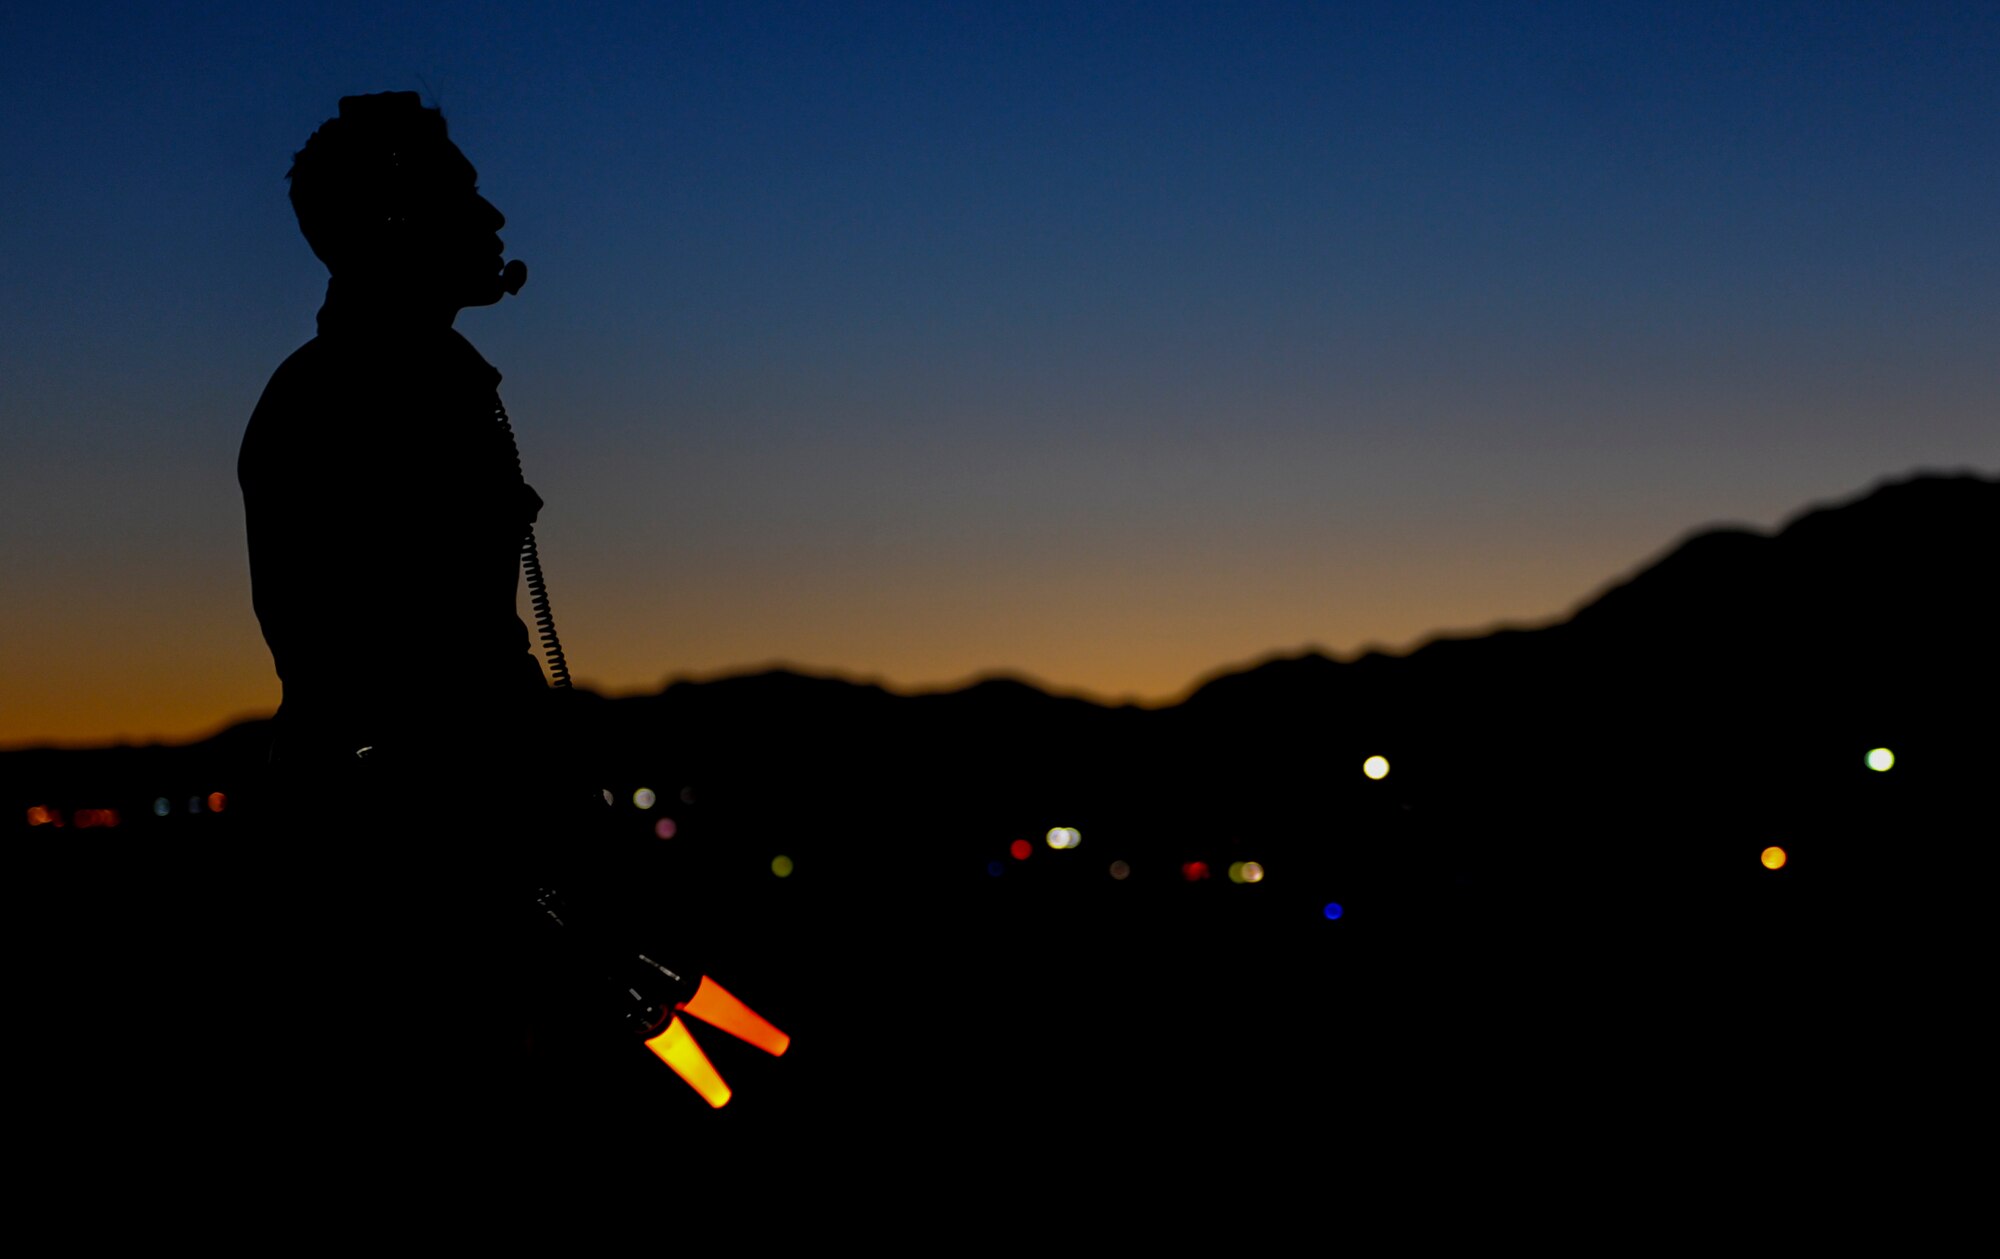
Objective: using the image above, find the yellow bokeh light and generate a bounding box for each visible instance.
[1227,861,1247,884]
[633,787,657,809]
[771,854,794,878]
[1363,755,1389,780]
[1761,846,1787,870]
[1241,861,1264,884]
[1045,826,1081,849]
[1865,747,1895,773]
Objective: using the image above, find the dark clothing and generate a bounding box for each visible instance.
[240,288,549,764]
[235,287,573,1140]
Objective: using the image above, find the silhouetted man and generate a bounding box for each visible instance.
[238,93,564,1148]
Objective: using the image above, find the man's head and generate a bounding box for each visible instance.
[288,93,513,309]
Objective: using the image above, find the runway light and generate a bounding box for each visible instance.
[1363,756,1389,780]
[1109,860,1131,881]
[152,798,170,818]
[1761,846,1787,871]
[633,788,657,809]
[1866,747,1895,773]
[207,792,226,813]
[644,1016,731,1108]
[1241,861,1265,884]
[1010,838,1033,861]
[1323,902,1344,920]
[1046,826,1081,850]
[654,817,678,840]
[771,854,794,878]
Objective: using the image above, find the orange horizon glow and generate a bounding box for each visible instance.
[680,975,791,1058]
[644,1015,732,1108]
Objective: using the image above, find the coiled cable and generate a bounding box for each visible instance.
[495,396,573,690]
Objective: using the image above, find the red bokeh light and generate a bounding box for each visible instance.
[1181,861,1210,882]
[1009,838,1033,861]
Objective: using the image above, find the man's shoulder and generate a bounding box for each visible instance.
[240,338,356,487]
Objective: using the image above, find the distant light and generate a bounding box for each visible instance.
[25,806,55,827]
[680,787,696,804]
[187,797,203,814]
[75,808,120,829]
[1323,902,1344,920]
[601,789,614,806]
[1866,747,1895,773]
[771,854,794,878]
[633,788,657,809]
[1045,826,1081,850]
[1363,756,1389,780]
[654,817,678,840]
[1227,861,1247,884]
[1109,860,1131,881]
[1241,861,1265,884]
[207,792,226,813]
[1009,838,1033,861]
[152,798,170,818]
[1761,846,1787,871]
[986,860,1005,878]
[1181,861,1210,883]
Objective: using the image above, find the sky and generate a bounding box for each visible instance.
[2,1,1995,747]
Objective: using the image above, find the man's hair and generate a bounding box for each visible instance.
[288,92,454,269]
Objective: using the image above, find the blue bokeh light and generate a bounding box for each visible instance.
[986,860,1005,878]
[1323,902,1344,920]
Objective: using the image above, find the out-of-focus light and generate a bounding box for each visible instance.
[1181,861,1210,883]
[1865,747,1895,773]
[679,787,696,804]
[152,798,170,818]
[654,817,678,840]
[643,1016,732,1108]
[1363,755,1389,780]
[1045,826,1081,849]
[633,788,657,809]
[1323,902,1344,920]
[1010,838,1033,861]
[187,797,202,814]
[74,808,121,829]
[207,792,227,813]
[26,806,55,827]
[771,854,794,878]
[1109,860,1131,881]
[601,789,614,806]
[1761,846,1787,871]
[1227,861,1247,884]
[1241,861,1265,884]
[986,860,1005,878]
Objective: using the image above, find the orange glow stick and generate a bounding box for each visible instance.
[679,976,791,1057]
[644,1016,732,1108]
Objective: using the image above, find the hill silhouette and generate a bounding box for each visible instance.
[7,470,1992,1161]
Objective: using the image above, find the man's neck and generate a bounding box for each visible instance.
[317,274,460,338]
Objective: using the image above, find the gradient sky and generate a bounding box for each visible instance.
[3,1,1995,747]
